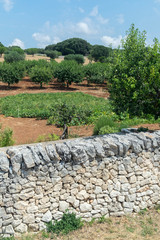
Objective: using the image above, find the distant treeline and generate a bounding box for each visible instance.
[0,38,117,62]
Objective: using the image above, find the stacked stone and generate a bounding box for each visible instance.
[0,131,160,237]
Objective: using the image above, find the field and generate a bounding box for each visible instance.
[0,77,109,145]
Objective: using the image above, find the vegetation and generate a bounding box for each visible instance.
[54,60,84,88]
[45,38,91,55]
[0,62,25,86]
[90,44,112,62]
[109,24,160,120]
[0,124,14,147]
[29,65,52,88]
[0,92,110,124]
[64,54,85,64]
[47,211,83,235]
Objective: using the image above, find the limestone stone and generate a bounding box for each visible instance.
[59,201,69,212]
[15,223,28,233]
[0,152,9,172]
[80,203,92,213]
[42,210,52,222]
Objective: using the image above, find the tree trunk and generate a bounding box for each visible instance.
[61,124,68,139]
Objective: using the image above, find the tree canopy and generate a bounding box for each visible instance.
[109,24,160,120]
[45,38,91,56]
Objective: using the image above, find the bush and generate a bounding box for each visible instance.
[45,50,61,59]
[84,63,107,85]
[4,51,25,63]
[93,116,118,135]
[0,125,14,147]
[64,54,84,64]
[47,211,83,235]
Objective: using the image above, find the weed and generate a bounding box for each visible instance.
[147,217,153,225]
[154,204,160,211]
[141,225,154,236]
[0,124,14,147]
[46,211,83,235]
[35,133,60,143]
[126,226,135,233]
[98,215,107,223]
[88,218,96,226]
[41,231,50,239]
[138,208,148,215]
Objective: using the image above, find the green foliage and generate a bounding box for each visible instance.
[54,60,84,88]
[29,65,52,88]
[90,45,112,61]
[109,24,160,119]
[93,116,118,135]
[0,92,109,124]
[48,101,92,127]
[0,124,14,147]
[64,54,84,64]
[0,62,25,86]
[45,50,61,59]
[4,50,25,63]
[45,38,91,55]
[0,46,6,57]
[35,133,60,143]
[84,62,108,84]
[24,59,50,75]
[25,48,39,55]
[47,211,83,235]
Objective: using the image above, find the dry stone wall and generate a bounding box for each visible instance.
[0,130,160,237]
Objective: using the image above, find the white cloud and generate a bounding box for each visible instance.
[101,35,123,48]
[32,33,51,47]
[10,38,25,49]
[77,22,91,34]
[1,0,13,12]
[90,6,98,17]
[53,36,61,44]
[117,14,124,24]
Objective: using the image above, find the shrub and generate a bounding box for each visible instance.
[93,116,118,135]
[64,54,84,64]
[4,51,25,63]
[47,211,83,235]
[0,125,14,147]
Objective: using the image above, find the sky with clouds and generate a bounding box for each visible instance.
[0,0,160,49]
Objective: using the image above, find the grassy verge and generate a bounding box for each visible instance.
[1,208,160,240]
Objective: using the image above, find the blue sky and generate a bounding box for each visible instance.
[1,0,160,49]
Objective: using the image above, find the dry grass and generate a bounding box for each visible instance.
[15,208,160,240]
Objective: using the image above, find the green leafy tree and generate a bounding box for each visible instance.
[45,38,91,55]
[0,46,6,57]
[0,62,24,87]
[54,60,84,88]
[4,51,25,63]
[109,24,160,119]
[45,50,61,59]
[29,66,52,88]
[25,48,39,56]
[64,54,84,64]
[90,45,111,62]
[84,62,109,85]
